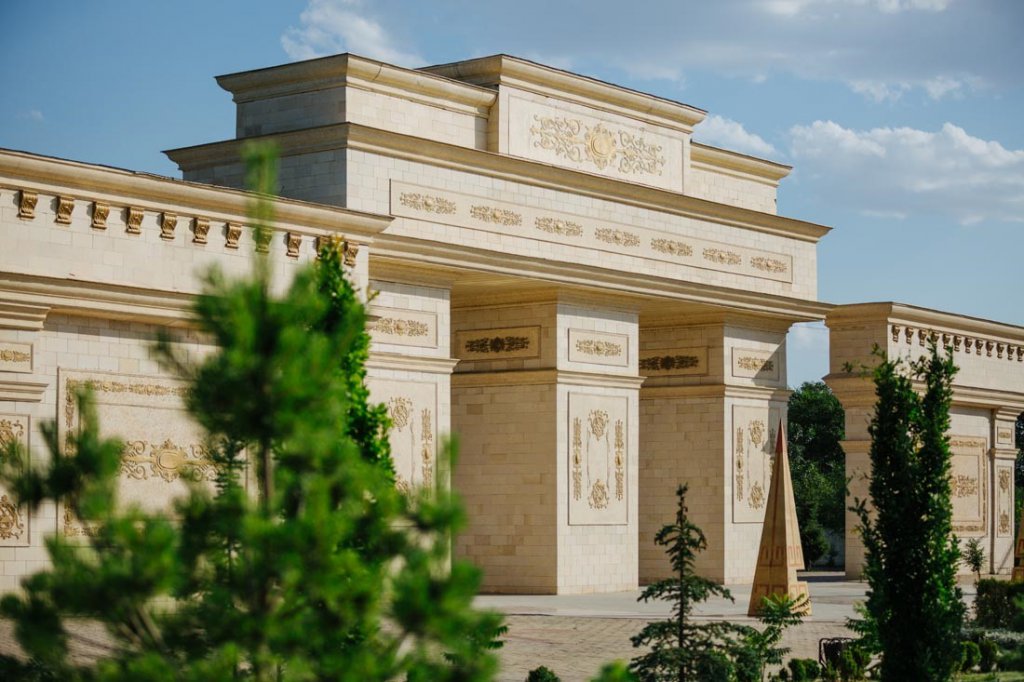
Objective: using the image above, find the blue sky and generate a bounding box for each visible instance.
[2,0,1021,388]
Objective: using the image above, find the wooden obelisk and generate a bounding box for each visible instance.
[1012,504,1024,582]
[747,418,811,616]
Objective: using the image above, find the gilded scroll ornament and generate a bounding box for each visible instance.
[575,339,622,357]
[119,439,216,483]
[952,474,979,498]
[420,408,433,489]
[572,417,583,501]
[387,397,412,430]
[55,195,74,224]
[160,212,177,240]
[614,419,624,501]
[64,378,189,430]
[92,201,110,229]
[737,356,775,373]
[470,204,522,226]
[1000,512,1011,536]
[465,336,531,354]
[286,232,302,258]
[589,480,610,510]
[0,419,25,448]
[529,115,665,176]
[535,216,583,237]
[192,217,210,244]
[595,227,640,248]
[650,238,693,257]
[703,247,742,266]
[749,482,765,510]
[126,206,144,234]
[225,222,242,248]
[750,256,788,274]
[749,420,765,447]
[640,355,699,372]
[586,409,611,510]
[0,349,30,363]
[18,190,37,219]
[735,427,744,502]
[399,192,456,214]
[0,495,24,540]
[377,318,430,337]
[1000,468,1011,492]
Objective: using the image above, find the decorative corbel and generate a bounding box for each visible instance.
[55,196,74,225]
[286,233,301,258]
[160,212,177,240]
[192,217,209,244]
[225,222,242,249]
[91,202,109,229]
[126,206,144,234]
[18,190,37,219]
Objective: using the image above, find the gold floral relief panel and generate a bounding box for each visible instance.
[0,413,30,546]
[369,307,438,349]
[568,393,628,526]
[732,405,782,524]
[0,342,33,373]
[57,369,212,539]
[949,436,987,535]
[997,464,1013,538]
[367,378,438,494]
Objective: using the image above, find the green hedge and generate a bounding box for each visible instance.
[974,580,1024,628]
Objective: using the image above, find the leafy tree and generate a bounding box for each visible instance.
[787,382,846,566]
[0,147,503,681]
[963,537,985,583]
[851,343,965,681]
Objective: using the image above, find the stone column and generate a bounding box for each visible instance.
[992,408,1019,574]
[451,296,639,594]
[639,315,790,584]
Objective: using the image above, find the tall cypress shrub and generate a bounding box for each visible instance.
[852,342,964,681]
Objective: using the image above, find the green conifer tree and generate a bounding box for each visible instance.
[852,342,964,681]
[0,146,503,681]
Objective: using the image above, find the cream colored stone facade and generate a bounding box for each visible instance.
[0,52,1019,594]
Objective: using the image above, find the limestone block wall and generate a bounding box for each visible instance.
[366,280,454,495]
[451,298,641,593]
[687,167,777,215]
[826,303,1024,579]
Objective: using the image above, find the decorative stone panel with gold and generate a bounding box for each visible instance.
[367,378,437,494]
[568,392,628,526]
[732,404,782,523]
[568,329,628,367]
[57,369,210,538]
[390,181,794,284]
[950,436,988,535]
[370,307,438,348]
[732,348,781,381]
[456,326,540,361]
[0,342,32,373]
[638,346,707,377]
[0,413,29,546]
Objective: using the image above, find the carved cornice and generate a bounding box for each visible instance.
[452,368,644,390]
[0,379,47,402]
[0,148,391,239]
[0,302,50,331]
[164,123,831,243]
[639,384,792,402]
[690,143,791,186]
[825,373,1024,413]
[421,54,707,133]
[365,353,459,375]
[827,302,1024,346]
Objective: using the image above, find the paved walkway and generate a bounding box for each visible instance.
[0,572,979,682]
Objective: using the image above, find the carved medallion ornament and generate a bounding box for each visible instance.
[399,192,456,215]
[529,115,666,177]
[639,353,703,375]
[703,247,742,266]
[457,326,540,360]
[595,228,640,248]
[568,393,628,525]
[120,439,215,483]
[535,216,583,237]
[651,238,693,258]
[470,204,522,226]
[750,256,788,274]
[733,405,781,523]
[466,335,530,354]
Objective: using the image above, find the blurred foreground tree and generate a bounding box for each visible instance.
[0,146,503,681]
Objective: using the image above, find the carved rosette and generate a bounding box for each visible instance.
[465,335,530,354]
[750,256,788,274]
[92,201,110,229]
[595,228,640,248]
[470,204,522,226]
[703,247,742,266]
[399,192,456,214]
[651,238,693,258]
[574,339,622,357]
[640,355,699,372]
[55,195,74,224]
[534,217,583,237]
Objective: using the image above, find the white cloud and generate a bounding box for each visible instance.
[23,109,44,122]
[693,115,777,157]
[281,0,424,67]
[789,120,1024,226]
[760,0,954,14]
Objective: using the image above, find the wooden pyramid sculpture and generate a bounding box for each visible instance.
[1013,503,1024,582]
[747,418,811,616]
